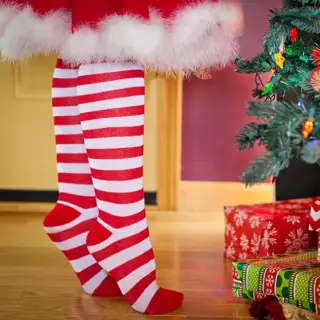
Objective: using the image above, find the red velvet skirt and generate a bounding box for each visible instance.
[0,0,243,74]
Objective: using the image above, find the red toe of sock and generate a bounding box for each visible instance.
[93,276,123,297]
[145,288,184,314]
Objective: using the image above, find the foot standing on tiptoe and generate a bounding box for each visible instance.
[0,0,243,314]
[43,58,122,297]
[76,62,184,314]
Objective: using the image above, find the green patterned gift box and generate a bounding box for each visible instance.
[232,250,320,314]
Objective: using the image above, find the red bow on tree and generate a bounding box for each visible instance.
[311,48,320,65]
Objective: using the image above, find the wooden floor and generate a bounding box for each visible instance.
[0,210,251,320]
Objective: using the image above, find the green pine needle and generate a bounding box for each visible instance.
[290,0,320,6]
[235,122,267,150]
[241,153,277,186]
[263,23,290,54]
[291,18,320,34]
[235,54,271,74]
[233,0,320,186]
[246,101,276,119]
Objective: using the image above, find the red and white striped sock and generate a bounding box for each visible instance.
[43,59,121,297]
[77,63,184,314]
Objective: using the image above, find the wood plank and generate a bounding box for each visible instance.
[0,210,252,319]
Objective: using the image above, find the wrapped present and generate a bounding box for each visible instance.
[310,200,320,261]
[224,198,320,261]
[232,249,320,315]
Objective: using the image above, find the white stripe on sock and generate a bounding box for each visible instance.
[57,163,91,174]
[82,269,107,295]
[93,177,143,193]
[90,218,148,252]
[78,78,144,96]
[53,87,78,98]
[88,157,143,171]
[99,238,152,271]
[97,199,145,217]
[55,232,88,250]
[81,115,144,130]
[56,144,87,154]
[118,259,156,294]
[55,125,83,135]
[53,107,79,116]
[131,281,159,313]
[85,135,143,150]
[54,68,78,79]
[78,63,142,76]
[59,183,95,196]
[77,95,144,113]
[70,254,97,273]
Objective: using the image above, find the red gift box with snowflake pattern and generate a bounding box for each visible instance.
[224,198,320,261]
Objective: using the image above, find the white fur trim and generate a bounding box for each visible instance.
[60,27,101,65]
[1,2,243,73]
[0,2,21,37]
[61,2,243,73]
[1,6,71,59]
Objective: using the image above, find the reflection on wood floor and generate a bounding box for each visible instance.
[0,210,251,320]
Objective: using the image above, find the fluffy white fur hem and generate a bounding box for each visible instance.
[0,6,70,59]
[0,3,21,37]
[1,2,243,73]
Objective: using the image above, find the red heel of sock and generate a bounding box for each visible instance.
[44,204,122,297]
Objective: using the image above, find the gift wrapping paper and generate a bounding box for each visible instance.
[232,250,320,314]
[224,198,320,261]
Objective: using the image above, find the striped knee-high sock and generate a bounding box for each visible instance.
[43,59,121,297]
[76,63,184,314]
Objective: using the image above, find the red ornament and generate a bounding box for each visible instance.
[311,48,320,65]
[310,66,320,92]
[271,177,277,184]
[271,67,278,75]
[290,27,298,42]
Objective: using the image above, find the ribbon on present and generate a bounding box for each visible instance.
[250,296,286,320]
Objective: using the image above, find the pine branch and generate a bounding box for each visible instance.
[233,1,320,186]
[291,18,320,34]
[241,153,276,185]
[264,7,320,53]
[246,100,276,119]
[242,150,293,186]
[289,0,320,6]
[263,23,290,54]
[235,122,267,150]
[270,7,320,21]
[235,54,271,74]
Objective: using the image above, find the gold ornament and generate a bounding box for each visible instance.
[302,118,314,138]
[274,52,285,69]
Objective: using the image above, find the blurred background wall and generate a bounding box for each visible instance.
[181,0,282,182]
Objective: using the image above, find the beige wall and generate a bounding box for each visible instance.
[0,56,158,191]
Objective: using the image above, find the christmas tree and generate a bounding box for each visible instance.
[235,0,320,185]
